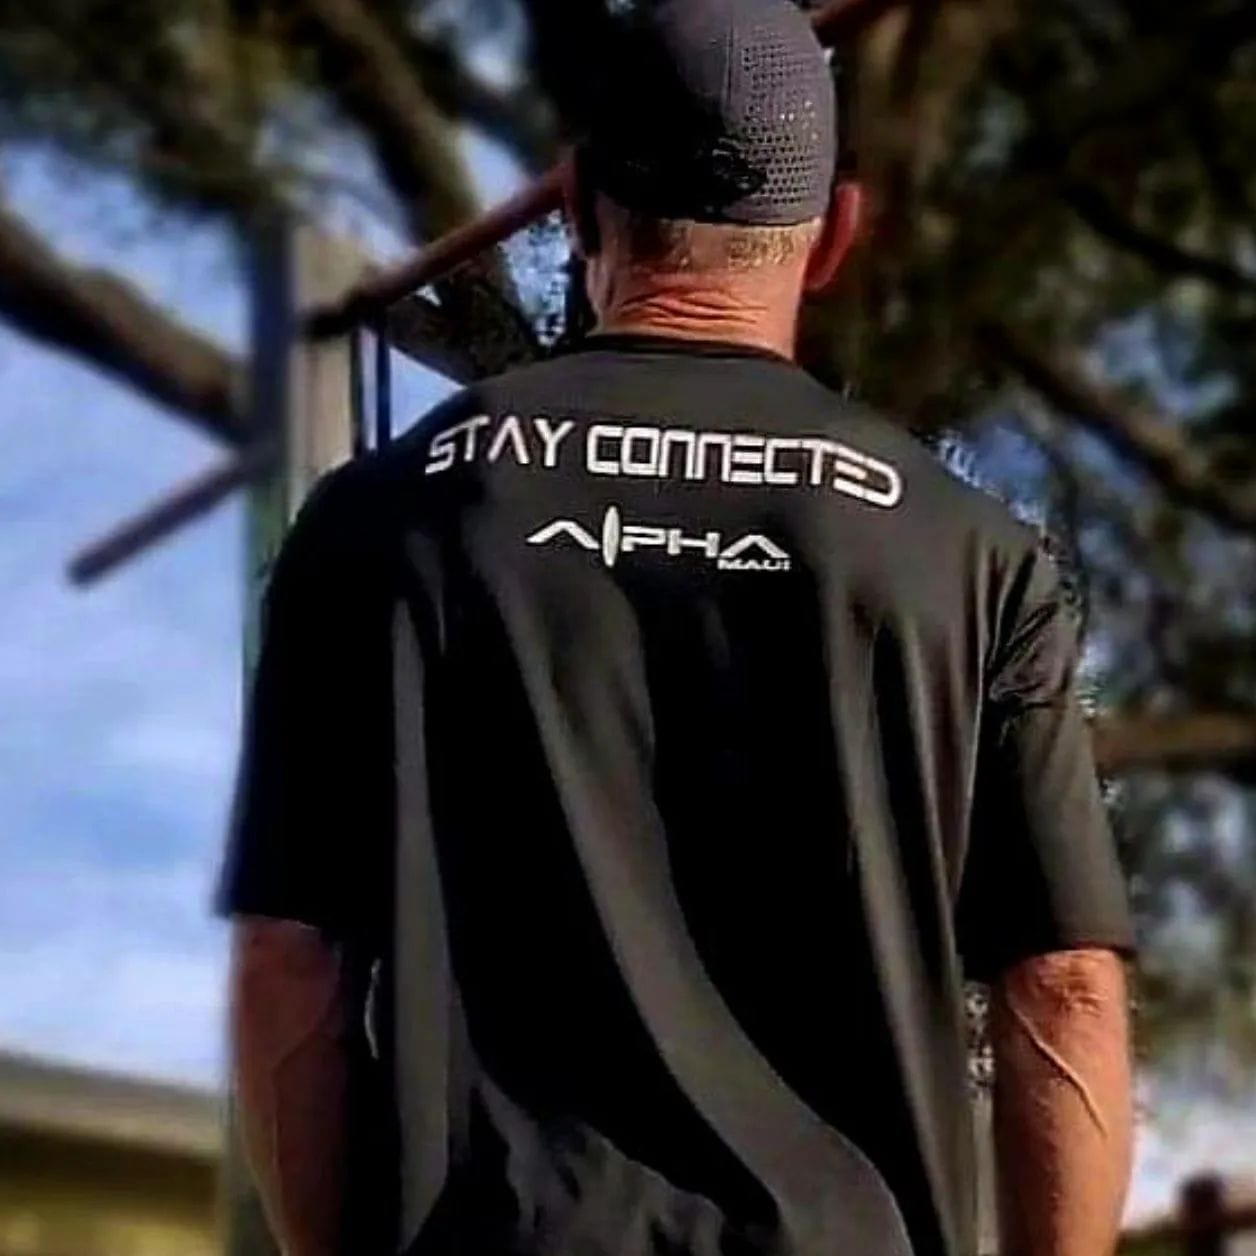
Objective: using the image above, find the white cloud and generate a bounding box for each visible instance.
[0,196,244,1088]
[0,859,228,1085]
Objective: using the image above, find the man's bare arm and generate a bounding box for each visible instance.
[990,947,1133,1256]
[231,917,349,1256]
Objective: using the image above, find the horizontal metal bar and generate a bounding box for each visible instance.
[68,439,279,586]
[307,165,567,338]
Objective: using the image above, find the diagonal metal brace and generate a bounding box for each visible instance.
[68,439,280,585]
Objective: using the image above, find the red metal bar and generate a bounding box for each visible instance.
[308,165,568,338]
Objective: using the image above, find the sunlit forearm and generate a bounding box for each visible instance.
[231,918,349,1256]
[991,948,1133,1256]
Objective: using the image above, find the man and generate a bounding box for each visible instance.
[220,1,1135,1253]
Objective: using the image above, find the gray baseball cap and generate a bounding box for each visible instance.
[582,0,837,226]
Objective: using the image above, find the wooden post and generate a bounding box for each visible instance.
[224,211,376,1255]
[1183,1173,1226,1256]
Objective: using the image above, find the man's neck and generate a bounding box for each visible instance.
[594,283,799,360]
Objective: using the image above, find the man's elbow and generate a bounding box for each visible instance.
[991,947,1133,1145]
[230,919,351,1246]
[995,947,1128,1039]
[231,917,346,1069]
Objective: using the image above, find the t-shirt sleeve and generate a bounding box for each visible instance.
[957,539,1135,981]
[216,464,395,946]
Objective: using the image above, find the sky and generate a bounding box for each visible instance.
[0,137,1253,1223]
[0,141,470,1083]
[0,164,245,1083]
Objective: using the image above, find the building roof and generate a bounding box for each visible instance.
[0,1049,222,1161]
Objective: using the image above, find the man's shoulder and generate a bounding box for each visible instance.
[283,447,407,566]
[898,441,1039,551]
[792,392,1041,554]
[431,351,594,414]
[296,450,386,524]
[380,354,588,459]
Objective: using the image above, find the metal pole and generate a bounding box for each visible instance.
[1183,1174,1226,1256]
[350,326,368,459]
[374,320,393,449]
[225,212,374,1256]
[223,208,292,1256]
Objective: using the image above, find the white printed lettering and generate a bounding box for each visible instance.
[667,529,722,558]
[691,433,732,481]
[621,524,668,553]
[728,434,766,486]
[459,415,492,462]
[527,519,598,550]
[425,429,456,475]
[831,442,903,507]
[622,427,662,476]
[588,424,623,475]
[659,429,697,479]
[528,507,792,574]
[799,437,830,487]
[717,533,791,572]
[534,417,574,467]
[424,414,491,474]
[487,415,531,466]
[427,411,902,510]
[764,438,801,486]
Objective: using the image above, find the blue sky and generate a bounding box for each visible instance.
[0,137,1253,1220]
[0,142,470,1083]
[0,155,247,1083]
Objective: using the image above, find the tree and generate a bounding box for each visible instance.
[2,0,1254,1065]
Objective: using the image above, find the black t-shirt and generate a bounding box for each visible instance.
[220,334,1134,1256]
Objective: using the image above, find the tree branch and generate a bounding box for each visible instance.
[1012,401,1155,564]
[512,0,913,146]
[288,0,482,239]
[981,322,1256,536]
[516,0,620,137]
[1062,181,1256,296]
[386,294,479,384]
[20,6,272,219]
[405,33,557,172]
[0,197,246,443]
[1094,712,1256,776]
[813,0,913,45]
[0,193,486,447]
[290,0,538,373]
[1184,93,1255,222]
[1036,4,1256,146]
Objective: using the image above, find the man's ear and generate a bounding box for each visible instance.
[562,151,601,259]
[804,181,865,294]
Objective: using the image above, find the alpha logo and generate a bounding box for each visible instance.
[527,506,792,573]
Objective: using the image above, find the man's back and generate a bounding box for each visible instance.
[224,335,1131,1255]
[221,1,1134,1249]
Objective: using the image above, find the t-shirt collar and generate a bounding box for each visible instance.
[568,331,796,367]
